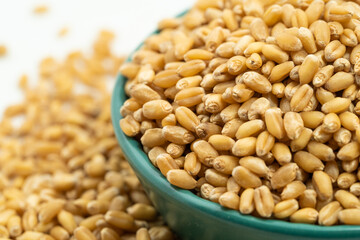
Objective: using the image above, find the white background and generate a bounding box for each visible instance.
[0,0,193,114]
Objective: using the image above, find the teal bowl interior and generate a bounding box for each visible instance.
[111,12,360,240]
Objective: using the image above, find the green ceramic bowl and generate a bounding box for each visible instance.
[111,15,360,240]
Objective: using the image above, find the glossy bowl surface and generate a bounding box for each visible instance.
[111,16,360,240]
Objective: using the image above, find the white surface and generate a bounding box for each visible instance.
[0,0,193,114]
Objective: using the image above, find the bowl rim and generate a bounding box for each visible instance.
[111,11,360,239]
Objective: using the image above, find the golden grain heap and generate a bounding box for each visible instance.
[0,45,7,57]
[33,5,49,14]
[120,0,360,225]
[0,31,174,240]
